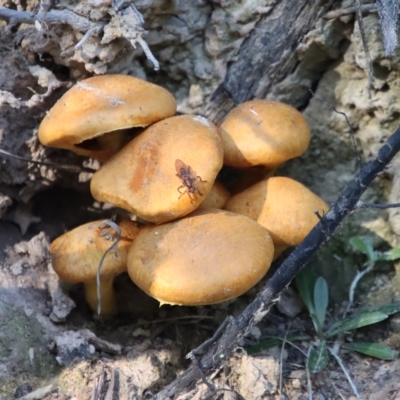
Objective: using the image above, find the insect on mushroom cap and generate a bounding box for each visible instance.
[90,115,224,224]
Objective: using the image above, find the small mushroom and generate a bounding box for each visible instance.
[127,208,274,306]
[220,100,310,169]
[225,177,329,256]
[38,75,177,161]
[90,115,223,224]
[50,219,141,315]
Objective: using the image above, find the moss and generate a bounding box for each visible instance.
[0,294,59,396]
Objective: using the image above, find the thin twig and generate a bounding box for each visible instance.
[328,345,361,399]
[75,27,95,50]
[325,4,378,20]
[104,367,115,400]
[133,36,160,71]
[96,220,121,315]
[0,6,103,33]
[132,315,215,327]
[354,0,375,95]
[343,261,375,318]
[0,148,95,173]
[91,370,105,400]
[327,376,347,400]
[309,89,361,167]
[278,328,289,400]
[306,347,313,400]
[356,200,400,209]
[186,316,232,359]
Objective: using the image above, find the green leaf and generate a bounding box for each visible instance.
[307,342,329,373]
[246,335,309,355]
[325,311,388,337]
[313,277,329,331]
[342,342,399,360]
[296,269,316,315]
[379,247,400,261]
[349,236,375,260]
[361,303,400,316]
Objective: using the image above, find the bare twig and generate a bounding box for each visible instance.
[133,36,160,71]
[132,315,215,328]
[354,0,375,94]
[105,367,115,400]
[81,329,122,355]
[343,261,375,318]
[96,220,121,316]
[328,345,361,399]
[75,27,96,50]
[0,6,103,33]
[112,0,160,71]
[326,2,400,57]
[356,200,400,209]
[0,148,95,173]
[91,370,105,400]
[0,6,159,70]
[325,4,378,20]
[309,89,361,167]
[278,328,289,399]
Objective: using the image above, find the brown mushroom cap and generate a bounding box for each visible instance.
[50,219,141,315]
[225,177,328,250]
[220,100,310,169]
[127,208,274,306]
[38,75,177,161]
[90,115,223,224]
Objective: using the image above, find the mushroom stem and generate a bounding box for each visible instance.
[84,278,117,316]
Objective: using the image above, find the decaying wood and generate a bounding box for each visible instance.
[204,0,335,123]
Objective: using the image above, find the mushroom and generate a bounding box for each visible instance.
[50,219,141,315]
[38,75,177,161]
[224,177,329,256]
[90,115,224,224]
[220,100,310,170]
[127,208,274,306]
[199,180,230,209]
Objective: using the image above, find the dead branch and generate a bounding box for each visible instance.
[154,123,400,398]
[0,5,159,70]
[203,0,335,122]
[325,4,378,20]
[0,6,102,33]
[355,0,375,93]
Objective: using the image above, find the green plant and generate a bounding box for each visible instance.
[247,236,400,399]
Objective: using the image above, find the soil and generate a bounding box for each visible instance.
[1,1,400,399]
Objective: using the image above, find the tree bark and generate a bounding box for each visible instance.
[205,0,336,122]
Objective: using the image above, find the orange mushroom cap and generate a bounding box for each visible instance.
[50,219,141,315]
[127,208,274,306]
[225,177,329,254]
[220,100,310,169]
[38,75,177,161]
[90,115,224,224]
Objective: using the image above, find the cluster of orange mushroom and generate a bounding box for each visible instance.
[39,74,329,316]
